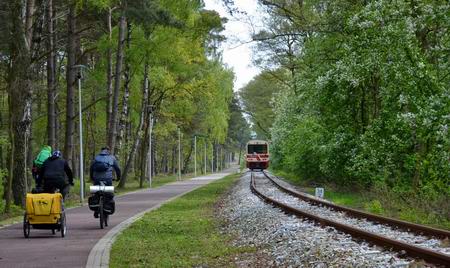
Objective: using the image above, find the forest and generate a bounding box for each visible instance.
[1,0,448,227]
[0,0,251,214]
[238,0,449,224]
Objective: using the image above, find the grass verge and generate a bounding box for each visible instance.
[271,169,450,230]
[110,173,248,268]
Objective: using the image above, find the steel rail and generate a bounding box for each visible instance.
[262,171,450,240]
[250,172,450,267]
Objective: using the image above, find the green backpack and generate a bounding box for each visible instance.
[34,146,52,168]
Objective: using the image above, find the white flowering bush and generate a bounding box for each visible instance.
[268,0,449,200]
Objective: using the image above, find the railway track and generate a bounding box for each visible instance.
[250,171,450,267]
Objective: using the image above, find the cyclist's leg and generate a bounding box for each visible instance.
[59,182,70,201]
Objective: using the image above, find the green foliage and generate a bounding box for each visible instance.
[0,0,237,214]
[226,95,251,148]
[265,0,450,199]
[239,70,286,139]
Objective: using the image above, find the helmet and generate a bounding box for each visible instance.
[52,150,62,158]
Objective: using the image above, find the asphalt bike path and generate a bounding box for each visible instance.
[0,167,237,268]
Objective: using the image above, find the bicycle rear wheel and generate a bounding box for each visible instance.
[60,212,66,237]
[99,196,104,229]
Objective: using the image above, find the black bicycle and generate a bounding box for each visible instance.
[89,182,115,229]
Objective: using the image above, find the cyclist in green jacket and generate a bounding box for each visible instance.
[32,145,52,186]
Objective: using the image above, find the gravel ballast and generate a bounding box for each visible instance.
[217,171,432,267]
[260,174,450,256]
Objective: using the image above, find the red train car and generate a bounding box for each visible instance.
[246,140,269,170]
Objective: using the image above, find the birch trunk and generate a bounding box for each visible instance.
[108,10,126,152]
[115,22,132,159]
[119,64,149,188]
[114,66,129,159]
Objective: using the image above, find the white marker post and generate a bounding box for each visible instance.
[315,188,324,199]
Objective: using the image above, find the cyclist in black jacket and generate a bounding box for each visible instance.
[38,150,74,199]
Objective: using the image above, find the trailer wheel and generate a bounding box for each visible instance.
[23,214,30,238]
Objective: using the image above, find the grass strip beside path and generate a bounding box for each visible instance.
[110,173,245,268]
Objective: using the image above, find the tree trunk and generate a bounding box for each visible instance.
[212,142,216,172]
[115,22,132,159]
[360,87,366,133]
[72,147,78,179]
[172,145,176,174]
[182,139,194,174]
[64,1,76,167]
[139,117,149,188]
[8,0,34,207]
[46,0,57,149]
[86,89,97,165]
[3,141,14,213]
[162,142,168,174]
[151,131,156,176]
[108,10,126,152]
[106,7,113,131]
[114,66,130,159]
[238,143,243,165]
[119,64,149,189]
[371,73,381,120]
[25,0,35,49]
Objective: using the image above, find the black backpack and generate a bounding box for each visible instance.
[92,159,110,172]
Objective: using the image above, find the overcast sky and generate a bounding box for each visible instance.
[203,0,263,91]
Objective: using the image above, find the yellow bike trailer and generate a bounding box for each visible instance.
[23,193,66,238]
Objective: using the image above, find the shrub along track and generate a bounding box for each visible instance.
[250,171,450,267]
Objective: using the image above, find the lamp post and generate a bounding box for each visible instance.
[194,135,197,177]
[178,127,181,181]
[147,105,154,187]
[74,64,87,204]
[204,141,207,174]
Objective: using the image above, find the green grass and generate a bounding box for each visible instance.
[272,169,368,209]
[307,188,367,209]
[0,172,202,227]
[110,173,249,268]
